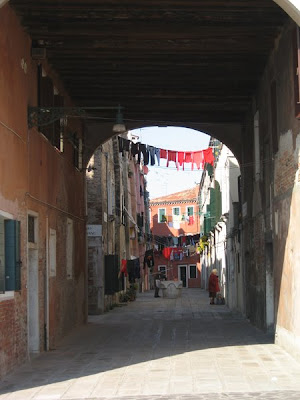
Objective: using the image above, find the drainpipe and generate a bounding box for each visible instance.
[45,216,49,351]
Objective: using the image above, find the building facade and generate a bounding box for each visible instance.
[199,141,242,310]
[86,133,151,313]
[0,6,86,377]
[150,187,201,287]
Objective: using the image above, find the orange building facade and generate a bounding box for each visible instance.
[149,187,201,288]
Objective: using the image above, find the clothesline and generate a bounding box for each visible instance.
[118,136,214,170]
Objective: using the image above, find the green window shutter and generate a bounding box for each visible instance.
[215,181,222,224]
[210,188,216,227]
[207,164,213,176]
[5,220,21,291]
[187,206,194,216]
[204,212,211,234]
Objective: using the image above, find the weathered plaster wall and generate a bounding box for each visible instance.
[240,20,300,359]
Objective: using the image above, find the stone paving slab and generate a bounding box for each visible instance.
[1,289,300,400]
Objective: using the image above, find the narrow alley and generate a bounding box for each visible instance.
[1,289,300,400]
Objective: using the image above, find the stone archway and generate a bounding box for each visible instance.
[274,0,300,25]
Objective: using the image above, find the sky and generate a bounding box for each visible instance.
[129,126,210,199]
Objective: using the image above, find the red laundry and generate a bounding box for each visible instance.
[184,152,194,169]
[203,148,214,165]
[160,149,168,159]
[193,151,204,170]
[188,216,194,225]
[167,150,178,169]
[184,152,193,163]
[162,247,173,260]
[177,152,185,170]
[120,259,128,276]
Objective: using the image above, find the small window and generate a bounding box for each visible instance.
[187,206,194,217]
[158,208,166,223]
[172,207,180,216]
[0,217,21,292]
[189,265,197,279]
[158,265,167,279]
[28,215,36,243]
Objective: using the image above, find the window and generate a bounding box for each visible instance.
[189,265,197,279]
[158,208,166,223]
[158,265,167,279]
[187,206,194,217]
[0,216,21,293]
[172,207,180,216]
[28,215,35,243]
[37,67,65,151]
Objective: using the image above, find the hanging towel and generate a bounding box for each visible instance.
[184,152,193,169]
[203,148,214,165]
[167,150,178,169]
[160,149,168,159]
[193,151,204,170]
[177,152,185,170]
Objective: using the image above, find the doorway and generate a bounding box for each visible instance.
[179,265,187,287]
[28,248,39,353]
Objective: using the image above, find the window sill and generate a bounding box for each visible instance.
[0,291,15,301]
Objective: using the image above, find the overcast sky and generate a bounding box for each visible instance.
[129,126,210,199]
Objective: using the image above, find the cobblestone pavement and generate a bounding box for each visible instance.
[1,289,300,400]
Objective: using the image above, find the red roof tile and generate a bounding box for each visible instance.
[150,186,199,204]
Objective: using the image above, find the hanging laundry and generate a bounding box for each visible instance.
[193,151,204,170]
[139,143,149,165]
[184,152,193,169]
[203,147,214,165]
[177,152,185,170]
[167,150,178,169]
[162,247,173,260]
[134,258,140,279]
[148,146,156,166]
[120,259,128,277]
[144,249,154,269]
[160,149,168,159]
[188,216,194,225]
[155,148,161,165]
[131,142,139,160]
[127,259,135,283]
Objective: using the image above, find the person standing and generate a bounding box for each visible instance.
[153,271,164,297]
[208,268,220,305]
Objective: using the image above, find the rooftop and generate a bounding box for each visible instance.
[150,186,199,204]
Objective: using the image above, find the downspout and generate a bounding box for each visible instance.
[45,216,49,351]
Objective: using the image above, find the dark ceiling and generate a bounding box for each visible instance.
[11,1,288,126]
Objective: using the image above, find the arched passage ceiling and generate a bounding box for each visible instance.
[11,1,289,155]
